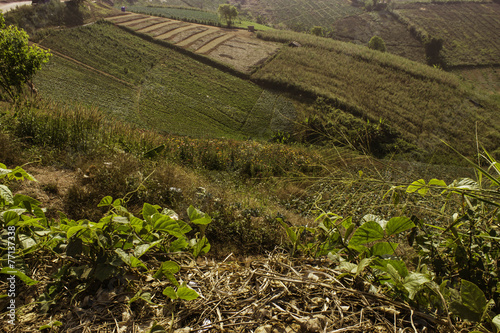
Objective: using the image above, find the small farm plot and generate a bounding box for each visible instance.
[394,2,500,66]
[205,33,281,73]
[106,14,282,74]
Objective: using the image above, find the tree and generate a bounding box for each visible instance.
[217,4,238,28]
[0,12,51,102]
[368,35,386,52]
[310,26,324,37]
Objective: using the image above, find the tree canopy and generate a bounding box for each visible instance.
[368,35,386,52]
[217,4,238,28]
[0,12,51,101]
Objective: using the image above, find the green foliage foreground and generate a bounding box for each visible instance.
[279,148,500,331]
[0,162,212,317]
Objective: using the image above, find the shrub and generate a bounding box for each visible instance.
[368,35,386,52]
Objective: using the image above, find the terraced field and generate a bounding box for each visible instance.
[393,2,500,67]
[105,13,280,73]
[34,22,294,139]
[241,0,363,31]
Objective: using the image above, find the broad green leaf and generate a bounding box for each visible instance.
[191,216,212,225]
[492,315,500,331]
[461,280,487,315]
[407,179,426,196]
[13,194,40,208]
[278,218,297,243]
[9,166,35,181]
[428,179,447,187]
[130,256,147,269]
[338,261,358,274]
[9,217,43,228]
[385,263,402,284]
[162,286,177,300]
[386,217,415,237]
[450,301,481,322]
[356,258,373,277]
[370,242,398,256]
[67,226,87,239]
[0,184,14,204]
[98,196,113,207]
[192,236,210,258]
[176,220,192,234]
[3,211,19,224]
[112,198,123,207]
[142,203,159,221]
[112,216,129,224]
[154,261,180,286]
[375,259,409,278]
[187,205,204,221]
[114,248,131,266]
[403,272,431,300]
[0,267,38,285]
[19,234,36,250]
[154,217,185,238]
[94,263,116,282]
[177,285,199,300]
[349,221,384,246]
[170,238,189,252]
[0,167,11,177]
[129,291,155,305]
[134,241,161,258]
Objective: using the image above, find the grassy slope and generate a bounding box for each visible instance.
[35,22,290,138]
[253,30,500,159]
[249,0,363,30]
[393,2,500,67]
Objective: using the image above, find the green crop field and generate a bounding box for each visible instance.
[393,2,500,67]
[34,22,294,139]
[244,0,363,31]
[121,5,220,25]
[253,29,500,158]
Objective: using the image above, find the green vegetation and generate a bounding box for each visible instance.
[34,22,290,138]
[256,0,363,31]
[280,148,500,331]
[368,35,386,52]
[120,5,221,26]
[392,2,500,67]
[0,12,51,102]
[217,4,239,28]
[0,162,211,313]
[254,29,500,160]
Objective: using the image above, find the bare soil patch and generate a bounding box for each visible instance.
[105,13,281,74]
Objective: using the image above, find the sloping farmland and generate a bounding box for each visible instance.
[105,13,281,73]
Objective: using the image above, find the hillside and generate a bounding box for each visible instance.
[253,29,500,160]
[34,21,293,139]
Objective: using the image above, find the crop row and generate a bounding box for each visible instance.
[34,22,285,139]
[252,32,500,157]
[122,5,220,25]
[393,2,500,66]
[258,0,363,30]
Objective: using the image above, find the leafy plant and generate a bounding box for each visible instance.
[1,162,213,314]
[0,12,51,102]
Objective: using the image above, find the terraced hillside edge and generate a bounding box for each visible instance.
[34,22,293,139]
[253,30,500,160]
